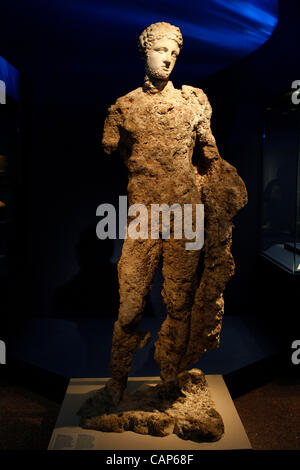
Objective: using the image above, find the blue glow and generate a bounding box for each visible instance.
[71,0,278,50]
[214,0,277,26]
[55,0,278,79]
[0,56,20,101]
[168,19,265,51]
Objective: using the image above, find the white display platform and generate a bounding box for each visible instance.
[48,376,251,450]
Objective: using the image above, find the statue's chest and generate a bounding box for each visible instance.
[123,97,201,138]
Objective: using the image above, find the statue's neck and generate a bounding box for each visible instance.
[143,75,169,94]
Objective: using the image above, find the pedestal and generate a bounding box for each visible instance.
[48,375,251,450]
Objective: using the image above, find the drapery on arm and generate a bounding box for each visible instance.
[102,100,123,155]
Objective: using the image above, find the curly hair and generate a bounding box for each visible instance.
[138,22,183,59]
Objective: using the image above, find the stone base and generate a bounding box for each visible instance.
[77,369,224,442]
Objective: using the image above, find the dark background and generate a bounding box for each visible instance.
[0,0,299,375]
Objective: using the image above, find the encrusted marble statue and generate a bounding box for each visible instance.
[78,22,247,441]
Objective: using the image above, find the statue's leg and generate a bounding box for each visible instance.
[154,238,201,383]
[106,237,162,405]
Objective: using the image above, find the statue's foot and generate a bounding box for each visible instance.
[156,378,183,402]
[105,378,126,407]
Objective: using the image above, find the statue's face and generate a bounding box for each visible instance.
[145,37,180,80]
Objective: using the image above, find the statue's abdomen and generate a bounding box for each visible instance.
[123,103,200,205]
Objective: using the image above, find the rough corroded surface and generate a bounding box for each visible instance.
[78,369,224,442]
[95,22,248,407]
[102,80,247,389]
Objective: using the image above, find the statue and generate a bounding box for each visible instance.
[78,22,247,441]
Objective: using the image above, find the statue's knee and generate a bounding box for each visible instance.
[118,303,143,331]
[163,287,192,317]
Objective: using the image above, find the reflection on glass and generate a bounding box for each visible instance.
[260,89,300,274]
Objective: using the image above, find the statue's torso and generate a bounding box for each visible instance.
[117,83,206,206]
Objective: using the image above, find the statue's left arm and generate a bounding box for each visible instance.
[195,90,220,163]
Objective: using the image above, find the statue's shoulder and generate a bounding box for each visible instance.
[111,87,143,110]
[181,85,209,105]
[105,88,143,127]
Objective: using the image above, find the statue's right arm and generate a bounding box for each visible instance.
[102,101,123,155]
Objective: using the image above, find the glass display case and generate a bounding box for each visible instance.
[260,87,300,274]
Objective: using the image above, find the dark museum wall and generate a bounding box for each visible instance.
[0,0,299,350]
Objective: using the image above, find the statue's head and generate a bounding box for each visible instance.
[138,22,183,81]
